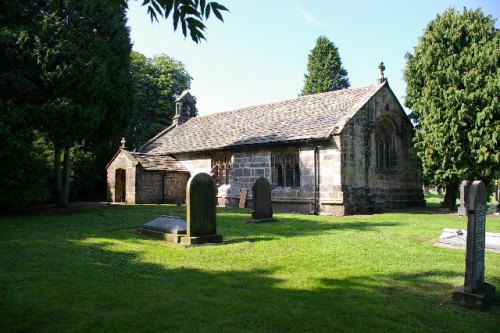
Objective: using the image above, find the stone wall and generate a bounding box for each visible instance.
[340,85,425,213]
[164,172,190,204]
[106,150,138,203]
[136,171,163,204]
[174,153,211,175]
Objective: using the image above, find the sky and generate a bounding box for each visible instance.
[126,0,499,116]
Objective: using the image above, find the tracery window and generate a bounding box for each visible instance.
[211,154,231,185]
[272,151,300,188]
[375,118,397,172]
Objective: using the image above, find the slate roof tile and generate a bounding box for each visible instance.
[140,83,383,154]
[131,153,188,172]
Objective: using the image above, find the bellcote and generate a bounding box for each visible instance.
[172,90,197,126]
[377,62,387,84]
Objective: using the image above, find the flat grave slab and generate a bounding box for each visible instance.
[436,228,500,252]
[139,215,187,243]
[143,215,187,234]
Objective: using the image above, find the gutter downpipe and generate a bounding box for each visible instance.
[313,144,320,215]
[161,172,166,203]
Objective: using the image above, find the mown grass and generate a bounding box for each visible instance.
[1,204,499,332]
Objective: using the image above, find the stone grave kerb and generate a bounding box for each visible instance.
[186,172,217,237]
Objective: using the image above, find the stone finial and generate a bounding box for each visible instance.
[120,137,126,149]
[378,62,386,83]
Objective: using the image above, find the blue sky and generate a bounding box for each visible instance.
[126,0,499,116]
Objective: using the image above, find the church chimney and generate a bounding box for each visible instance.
[172,90,197,126]
[377,62,387,84]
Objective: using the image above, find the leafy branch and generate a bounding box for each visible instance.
[111,0,229,43]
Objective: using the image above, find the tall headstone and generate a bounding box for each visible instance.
[452,180,496,309]
[247,177,277,223]
[457,180,470,216]
[182,173,223,245]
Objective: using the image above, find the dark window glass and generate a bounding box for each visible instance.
[294,163,300,187]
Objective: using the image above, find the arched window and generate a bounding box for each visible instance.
[375,117,397,172]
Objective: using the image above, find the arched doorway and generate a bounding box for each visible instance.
[115,169,126,202]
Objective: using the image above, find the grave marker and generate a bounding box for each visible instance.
[457,180,470,216]
[239,187,248,208]
[247,177,277,223]
[139,172,222,245]
[182,173,223,245]
[452,180,496,309]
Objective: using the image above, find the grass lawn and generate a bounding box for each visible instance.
[1,202,499,332]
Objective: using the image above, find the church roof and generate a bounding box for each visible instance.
[131,153,188,172]
[140,82,386,154]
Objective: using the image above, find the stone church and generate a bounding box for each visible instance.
[106,68,425,215]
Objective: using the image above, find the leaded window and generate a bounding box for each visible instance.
[211,154,232,185]
[375,118,397,172]
[272,152,300,188]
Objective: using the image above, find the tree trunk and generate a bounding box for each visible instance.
[55,143,71,208]
[440,182,458,211]
[61,146,70,207]
[55,142,64,208]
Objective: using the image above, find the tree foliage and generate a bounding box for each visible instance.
[0,0,134,207]
[126,52,192,150]
[301,36,350,95]
[404,8,499,207]
[111,0,228,43]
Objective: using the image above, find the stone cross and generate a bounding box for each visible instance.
[452,180,496,309]
[247,177,277,223]
[457,180,470,216]
[183,173,222,244]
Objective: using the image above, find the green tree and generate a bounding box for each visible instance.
[127,52,192,149]
[112,0,228,43]
[1,0,134,208]
[301,36,350,95]
[404,8,499,209]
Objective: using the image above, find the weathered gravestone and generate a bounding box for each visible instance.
[181,172,223,245]
[139,173,222,245]
[239,187,248,208]
[247,177,277,223]
[457,180,470,216]
[452,180,496,310]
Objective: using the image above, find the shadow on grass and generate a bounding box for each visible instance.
[1,234,498,333]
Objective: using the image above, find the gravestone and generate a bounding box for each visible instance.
[247,177,277,223]
[452,180,496,309]
[457,180,470,216]
[182,173,223,245]
[239,187,248,208]
[140,215,187,243]
[423,185,430,195]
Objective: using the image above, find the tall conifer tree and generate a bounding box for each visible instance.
[1,0,134,207]
[301,36,350,95]
[404,8,499,209]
